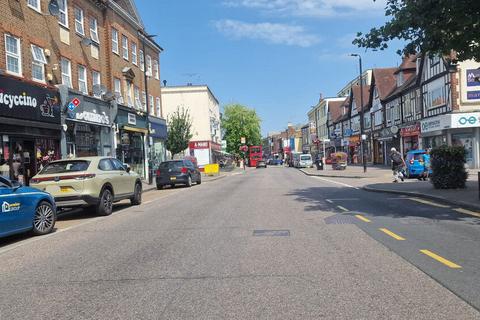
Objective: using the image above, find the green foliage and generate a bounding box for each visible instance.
[222,104,262,157]
[165,107,193,159]
[430,145,468,189]
[354,0,480,61]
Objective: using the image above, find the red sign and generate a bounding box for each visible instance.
[284,146,291,154]
[400,123,421,137]
[239,145,248,152]
[71,98,81,107]
[189,141,210,149]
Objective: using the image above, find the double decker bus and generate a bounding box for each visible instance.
[248,146,262,167]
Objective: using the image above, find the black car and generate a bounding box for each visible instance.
[156,160,202,189]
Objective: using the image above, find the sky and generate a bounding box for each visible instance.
[136,0,404,136]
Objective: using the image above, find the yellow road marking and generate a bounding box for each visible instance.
[453,208,480,218]
[379,228,406,241]
[355,215,371,223]
[337,206,349,212]
[420,249,462,269]
[408,197,450,208]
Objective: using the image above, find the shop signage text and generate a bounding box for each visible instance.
[421,116,450,133]
[128,113,137,125]
[400,123,421,137]
[74,110,110,125]
[189,141,210,149]
[451,113,480,128]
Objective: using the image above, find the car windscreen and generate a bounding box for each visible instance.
[159,161,183,169]
[39,160,90,174]
[300,155,311,161]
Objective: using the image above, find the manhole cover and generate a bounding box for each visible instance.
[324,214,356,225]
[253,230,290,237]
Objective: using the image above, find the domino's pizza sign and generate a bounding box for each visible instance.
[67,98,81,111]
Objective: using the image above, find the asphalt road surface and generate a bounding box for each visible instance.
[1,167,480,319]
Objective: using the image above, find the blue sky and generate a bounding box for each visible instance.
[136,0,404,135]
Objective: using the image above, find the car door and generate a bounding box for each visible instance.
[0,182,33,235]
[185,160,199,182]
[98,158,122,197]
[111,158,134,196]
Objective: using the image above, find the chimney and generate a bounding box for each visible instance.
[319,93,323,102]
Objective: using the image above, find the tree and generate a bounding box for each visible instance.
[165,107,193,159]
[222,104,262,157]
[354,0,480,61]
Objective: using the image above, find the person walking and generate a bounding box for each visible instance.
[389,147,405,183]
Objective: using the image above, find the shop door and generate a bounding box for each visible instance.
[10,139,35,186]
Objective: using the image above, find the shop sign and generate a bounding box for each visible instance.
[421,115,450,133]
[467,91,480,100]
[344,128,353,137]
[0,75,60,124]
[466,69,480,87]
[400,123,421,137]
[128,113,136,125]
[451,113,480,129]
[189,141,210,149]
[73,110,110,125]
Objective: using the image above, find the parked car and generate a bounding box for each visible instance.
[296,154,313,168]
[0,176,56,238]
[156,159,201,189]
[30,157,143,216]
[270,159,283,166]
[405,150,432,178]
[256,159,267,168]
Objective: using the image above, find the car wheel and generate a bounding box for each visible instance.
[32,201,56,235]
[186,175,192,187]
[156,184,163,190]
[170,184,175,188]
[96,188,113,216]
[130,183,142,205]
[197,176,202,185]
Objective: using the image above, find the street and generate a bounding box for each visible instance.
[1,167,480,319]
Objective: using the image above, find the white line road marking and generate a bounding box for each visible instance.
[337,206,349,212]
[310,176,359,189]
[326,198,360,201]
[326,199,333,204]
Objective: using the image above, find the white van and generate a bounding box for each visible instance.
[298,154,313,168]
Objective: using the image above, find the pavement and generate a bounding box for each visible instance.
[301,165,480,212]
[0,166,480,319]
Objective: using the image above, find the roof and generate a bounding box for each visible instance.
[385,73,418,101]
[395,54,417,73]
[372,68,397,101]
[330,98,348,123]
[162,85,220,105]
[351,85,371,112]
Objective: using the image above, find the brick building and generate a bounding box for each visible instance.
[0,0,165,183]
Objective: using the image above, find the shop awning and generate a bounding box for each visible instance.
[122,126,148,134]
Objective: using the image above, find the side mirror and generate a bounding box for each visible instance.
[126,167,131,173]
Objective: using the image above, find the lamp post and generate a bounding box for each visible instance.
[139,31,157,184]
[350,53,367,173]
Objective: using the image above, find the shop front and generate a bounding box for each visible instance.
[374,127,401,165]
[65,92,114,157]
[400,123,421,154]
[148,116,167,171]
[348,135,361,164]
[420,114,449,152]
[116,106,148,179]
[449,113,480,168]
[0,75,61,185]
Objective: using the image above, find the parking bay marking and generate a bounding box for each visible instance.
[408,197,450,208]
[420,249,462,269]
[337,206,349,212]
[379,228,406,241]
[355,215,371,223]
[453,208,480,218]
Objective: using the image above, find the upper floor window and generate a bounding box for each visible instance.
[92,71,101,98]
[142,91,146,110]
[114,78,123,104]
[134,86,141,109]
[27,0,41,13]
[149,95,154,115]
[139,50,144,71]
[5,35,22,76]
[131,43,137,65]
[89,18,99,43]
[111,28,119,54]
[146,55,152,76]
[74,7,84,35]
[122,35,129,60]
[58,0,68,28]
[154,60,159,79]
[126,81,133,108]
[156,97,161,117]
[78,65,88,94]
[429,55,440,67]
[31,45,47,82]
[61,58,72,88]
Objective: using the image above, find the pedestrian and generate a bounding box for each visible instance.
[421,149,431,181]
[0,159,10,179]
[389,147,405,183]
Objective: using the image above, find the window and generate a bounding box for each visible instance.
[5,35,21,76]
[78,65,87,94]
[27,0,41,12]
[98,159,114,171]
[111,158,126,171]
[131,43,137,65]
[92,71,101,98]
[134,86,141,109]
[111,28,119,54]
[114,78,123,104]
[156,97,161,117]
[126,81,133,108]
[142,91,146,110]
[74,7,84,35]
[31,45,47,82]
[89,17,99,43]
[154,60,159,79]
[58,0,68,28]
[61,58,72,88]
[146,55,152,76]
[122,35,128,60]
[139,50,144,71]
[149,95,154,115]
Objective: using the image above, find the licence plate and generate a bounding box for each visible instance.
[170,177,177,181]
[60,186,72,193]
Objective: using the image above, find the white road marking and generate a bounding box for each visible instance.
[337,206,349,212]
[326,198,360,201]
[326,199,333,204]
[310,176,359,189]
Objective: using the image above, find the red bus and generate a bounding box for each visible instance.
[248,146,262,167]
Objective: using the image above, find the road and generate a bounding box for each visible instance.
[0,167,479,319]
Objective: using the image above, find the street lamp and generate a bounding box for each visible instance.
[350,53,367,173]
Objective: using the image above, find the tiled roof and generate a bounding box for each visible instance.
[331,98,348,123]
[372,68,397,101]
[396,54,417,73]
[351,85,371,112]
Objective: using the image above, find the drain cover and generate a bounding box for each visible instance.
[253,230,290,237]
[324,214,356,225]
